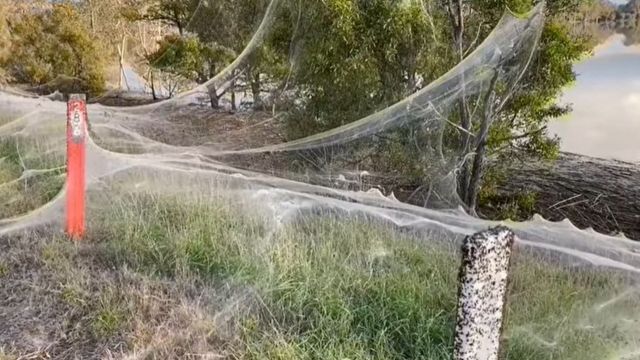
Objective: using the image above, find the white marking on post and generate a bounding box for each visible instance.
[453,226,515,360]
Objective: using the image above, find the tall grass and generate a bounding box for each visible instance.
[87,194,638,360]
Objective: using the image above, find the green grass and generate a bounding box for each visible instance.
[91,290,128,338]
[0,260,7,278]
[85,194,638,360]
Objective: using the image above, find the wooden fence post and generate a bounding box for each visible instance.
[453,226,515,360]
[65,94,88,240]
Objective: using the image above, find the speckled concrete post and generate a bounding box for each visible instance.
[453,226,515,360]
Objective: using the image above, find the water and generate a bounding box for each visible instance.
[550,34,640,163]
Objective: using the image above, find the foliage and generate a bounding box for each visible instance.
[491,18,587,159]
[144,0,199,35]
[620,0,640,13]
[147,33,236,107]
[4,3,106,95]
[478,167,539,221]
[143,0,274,106]
[281,0,444,139]
[148,34,234,85]
[0,0,609,211]
[575,0,617,22]
[275,0,593,211]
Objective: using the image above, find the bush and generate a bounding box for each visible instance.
[4,3,106,96]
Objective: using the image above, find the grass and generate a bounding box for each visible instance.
[0,349,17,360]
[0,261,7,278]
[72,194,635,360]
[0,138,65,218]
[91,291,128,338]
[0,136,637,359]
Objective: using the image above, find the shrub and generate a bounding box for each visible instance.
[4,3,106,96]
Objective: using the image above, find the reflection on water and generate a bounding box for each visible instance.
[550,34,640,162]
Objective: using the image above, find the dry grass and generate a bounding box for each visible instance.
[0,228,256,359]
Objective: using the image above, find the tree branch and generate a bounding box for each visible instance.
[497,126,548,143]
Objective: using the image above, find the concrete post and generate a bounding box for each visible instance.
[452,226,515,360]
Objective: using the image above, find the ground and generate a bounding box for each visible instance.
[1,194,638,359]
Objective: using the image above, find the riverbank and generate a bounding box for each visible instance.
[486,153,640,240]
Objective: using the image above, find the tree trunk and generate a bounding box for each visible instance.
[149,70,157,100]
[208,85,219,109]
[174,8,184,36]
[466,141,487,212]
[464,72,499,210]
[251,70,262,110]
[205,63,219,109]
[117,36,128,91]
[458,99,472,201]
[447,0,473,203]
[486,153,640,240]
[407,65,417,93]
[231,80,237,111]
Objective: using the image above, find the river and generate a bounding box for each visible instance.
[550,33,640,162]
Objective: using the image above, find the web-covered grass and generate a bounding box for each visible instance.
[0,162,637,358]
[0,138,65,219]
[81,195,636,359]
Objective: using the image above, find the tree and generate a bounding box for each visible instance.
[147,34,235,107]
[144,0,199,35]
[620,0,640,14]
[279,0,443,138]
[571,0,616,24]
[183,0,273,109]
[274,0,593,213]
[73,0,162,92]
[4,3,106,95]
[228,0,272,109]
[141,0,275,109]
[455,0,591,211]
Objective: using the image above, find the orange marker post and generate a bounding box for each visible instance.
[66,94,88,240]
